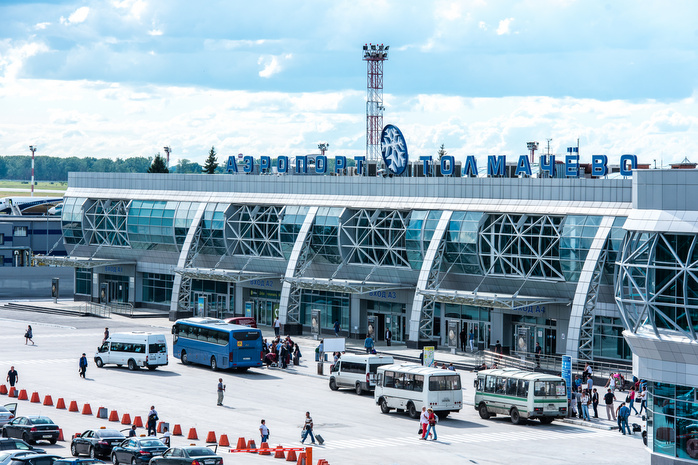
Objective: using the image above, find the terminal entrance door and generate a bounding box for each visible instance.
[251,299,278,327]
[463,321,490,351]
[514,323,556,355]
[102,275,129,303]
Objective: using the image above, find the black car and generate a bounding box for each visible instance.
[55,459,106,465]
[71,429,125,458]
[1,417,59,445]
[111,438,167,465]
[148,447,222,465]
[6,455,62,465]
[0,438,46,454]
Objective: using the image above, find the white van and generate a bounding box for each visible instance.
[375,363,463,419]
[329,354,395,395]
[94,332,168,371]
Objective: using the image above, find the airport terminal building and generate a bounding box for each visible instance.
[41,162,698,464]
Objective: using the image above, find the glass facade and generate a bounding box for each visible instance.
[280,205,309,259]
[227,205,284,257]
[601,217,626,285]
[75,268,92,296]
[141,272,174,305]
[405,210,441,270]
[199,203,227,256]
[127,200,177,251]
[649,382,698,461]
[310,207,344,264]
[84,199,130,247]
[341,209,410,267]
[300,289,350,330]
[444,211,483,274]
[592,316,632,360]
[559,215,601,282]
[62,197,86,245]
[174,202,201,247]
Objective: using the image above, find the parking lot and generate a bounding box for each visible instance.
[0,304,649,464]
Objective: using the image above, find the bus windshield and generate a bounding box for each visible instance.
[534,380,566,397]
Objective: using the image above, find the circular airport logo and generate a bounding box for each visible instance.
[381,124,409,175]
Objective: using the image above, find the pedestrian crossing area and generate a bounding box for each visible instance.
[0,358,74,366]
[318,426,616,450]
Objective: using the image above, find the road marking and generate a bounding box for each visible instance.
[320,427,616,450]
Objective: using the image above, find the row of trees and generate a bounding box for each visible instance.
[0,147,223,180]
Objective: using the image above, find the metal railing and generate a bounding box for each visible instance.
[109,302,134,317]
[81,301,134,318]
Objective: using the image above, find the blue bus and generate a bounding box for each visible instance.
[172,318,263,370]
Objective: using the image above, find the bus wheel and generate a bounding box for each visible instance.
[407,402,419,419]
[95,358,104,368]
[210,356,218,371]
[539,417,554,424]
[478,402,490,419]
[380,399,391,414]
[510,407,522,425]
[181,351,189,364]
[127,359,138,371]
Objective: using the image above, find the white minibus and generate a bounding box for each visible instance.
[375,363,463,419]
[94,332,168,371]
[473,368,567,424]
[329,354,394,395]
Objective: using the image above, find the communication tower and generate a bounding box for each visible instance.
[362,43,389,162]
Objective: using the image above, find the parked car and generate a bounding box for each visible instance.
[55,459,105,465]
[148,446,222,465]
[224,317,257,328]
[5,455,62,465]
[71,429,125,458]
[0,451,39,465]
[1,417,59,445]
[0,404,16,427]
[0,439,46,454]
[111,438,168,465]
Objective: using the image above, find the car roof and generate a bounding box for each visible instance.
[10,455,62,461]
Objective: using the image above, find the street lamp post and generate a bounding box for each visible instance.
[163,146,171,169]
[29,145,36,197]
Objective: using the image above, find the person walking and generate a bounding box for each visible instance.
[259,420,269,444]
[333,320,340,337]
[469,330,475,352]
[534,342,542,368]
[364,334,374,354]
[605,373,617,392]
[604,388,617,421]
[426,408,438,440]
[79,353,88,378]
[639,385,648,415]
[274,318,280,337]
[385,328,392,347]
[581,389,591,421]
[24,325,34,345]
[459,328,467,352]
[300,412,315,445]
[627,386,639,414]
[419,407,429,440]
[103,327,110,343]
[147,406,158,436]
[217,378,225,406]
[618,402,631,435]
[6,366,18,387]
[592,388,599,419]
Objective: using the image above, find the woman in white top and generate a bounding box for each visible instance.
[419,407,429,440]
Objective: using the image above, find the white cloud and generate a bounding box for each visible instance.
[0,41,50,82]
[112,0,147,20]
[496,17,514,35]
[258,54,292,78]
[148,29,163,36]
[34,22,51,30]
[478,21,488,31]
[60,7,90,26]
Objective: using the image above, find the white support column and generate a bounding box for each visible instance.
[169,203,207,320]
[278,206,318,324]
[565,216,615,359]
[409,210,453,342]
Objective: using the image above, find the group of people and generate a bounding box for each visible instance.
[458,328,476,352]
[262,335,301,368]
[418,406,439,440]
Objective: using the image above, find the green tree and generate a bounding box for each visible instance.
[437,144,447,161]
[147,153,169,173]
[203,146,218,174]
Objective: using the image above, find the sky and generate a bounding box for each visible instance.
[1,0,697,168]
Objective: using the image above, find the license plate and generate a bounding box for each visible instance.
[243,357,250,360]
[43,434,53,438]
[442,398,450,402]
[205,460,216,464]
[548,404,555,409]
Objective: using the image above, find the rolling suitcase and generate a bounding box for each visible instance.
[315,434,324,445]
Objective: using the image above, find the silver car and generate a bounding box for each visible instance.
[0,405,16,428]
[0,451,39,465]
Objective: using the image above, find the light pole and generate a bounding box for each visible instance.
[163,146,171,169]
[29,145,36,197]
[318,142,329,156]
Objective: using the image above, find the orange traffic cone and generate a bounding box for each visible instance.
[82,404,92,415]
[236,437,247,450]
[286,449,297,462]
[187,428,198,440]
[259,443,270,456]
[295,452,306,465]
[218,434,230,447]
[56,398,66,409]
[30,392,40,403]
[205,431,216,443]
[172,424,182,436]
[108,410,119,421]
[121,414,131,425]
[97,407,108,419]
[17,389,28,400]
[0,385,7,395]
[247,440,257,452]
[133,416,143,427]
[43,395,53,406]
[157,422,165,433]
[274,446,286,459]
[68,401,79,412]
[57,429,65,442]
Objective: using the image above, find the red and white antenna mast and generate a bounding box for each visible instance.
[363,43,389,162]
